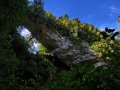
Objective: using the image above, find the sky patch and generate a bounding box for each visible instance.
[44,0,120,30]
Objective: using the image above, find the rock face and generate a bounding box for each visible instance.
[24,18,97,66]
[47,32,97,65]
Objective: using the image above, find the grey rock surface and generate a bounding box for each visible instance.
[24,18,97,66]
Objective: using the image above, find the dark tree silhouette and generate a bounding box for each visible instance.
[100,27,119,40]
[100,31,109,39]
[111,32,119,40]
[105,27,115,33]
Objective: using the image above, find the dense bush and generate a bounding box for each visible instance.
[91,40,120,62]
[0,0,56,89]
[0,0,28,31]
[41,63,120,90]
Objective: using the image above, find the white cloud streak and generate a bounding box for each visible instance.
[109,6,120,16]
[98,23,120,31]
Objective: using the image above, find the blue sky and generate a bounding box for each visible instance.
[44,0,120,31]
[17,26,40,54]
